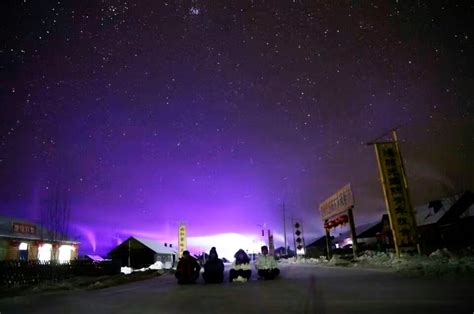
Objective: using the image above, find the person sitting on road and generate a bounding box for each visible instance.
[229,249,252,282]
[175,250,201,284]
[202,247,224,284]
[255,245,280,280]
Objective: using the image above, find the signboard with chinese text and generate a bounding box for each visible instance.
[375,142,417,247]
[319,184,354,221]
[12,223,37,235]
[178,223,187,258]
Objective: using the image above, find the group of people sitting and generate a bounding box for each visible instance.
[174,245,280,284]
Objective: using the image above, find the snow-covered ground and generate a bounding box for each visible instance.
[120,260,174,274]
[278,249,474,276]
[119,248,474,277]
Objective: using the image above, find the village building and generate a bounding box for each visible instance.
[306,190,474,256]
[108,236,177,269]
[306,215,392,257]
[0,216,79,263]
[416,190,474,251]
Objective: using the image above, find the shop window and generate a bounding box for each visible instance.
[58,245,73,263]
[38,243,52,262]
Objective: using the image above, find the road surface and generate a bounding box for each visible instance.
[1,264,472,314]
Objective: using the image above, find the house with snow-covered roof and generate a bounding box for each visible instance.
[306,191,474,257]
[416,190,474,251]
[108,236,177,269]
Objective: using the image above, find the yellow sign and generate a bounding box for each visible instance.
[319,184,354,221]
[178,224,187,257]
[375,142,417,247]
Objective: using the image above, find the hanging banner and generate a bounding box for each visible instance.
[319,183,354,221]
[374,142,417,247]
[178,223,187,258]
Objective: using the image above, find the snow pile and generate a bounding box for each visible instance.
[429,248,454,258]
[278,257,328,265]
[120,261,175,275]
[354,251,393,267]
[302,257,328,264]
[120,267,133,275]
[328,255,351,266]
[279,248,474,277]
[277,258,297,265]
[149,261,163,270]
[351,249,474,276]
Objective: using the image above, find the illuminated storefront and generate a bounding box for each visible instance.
[0,216,79,262]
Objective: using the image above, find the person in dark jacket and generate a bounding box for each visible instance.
[229,249,252,282]
[202,247,224,283]
[175,250,201,284]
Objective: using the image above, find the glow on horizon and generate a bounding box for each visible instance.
[90,231,268,261]
[72,218,296,259]
[187,232,267,261]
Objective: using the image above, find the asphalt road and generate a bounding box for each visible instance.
[1,264,473,314]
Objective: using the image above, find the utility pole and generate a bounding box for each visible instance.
[282,203,287,255]
[128,239,131,267]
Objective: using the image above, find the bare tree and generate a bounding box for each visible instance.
[40,181,71,247]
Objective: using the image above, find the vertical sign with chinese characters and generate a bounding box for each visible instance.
[178,223,187,258]
[375,142,417,249]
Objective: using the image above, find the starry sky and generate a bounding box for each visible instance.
[1,1,473,258]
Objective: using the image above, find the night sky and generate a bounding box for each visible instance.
[2,1,473,259]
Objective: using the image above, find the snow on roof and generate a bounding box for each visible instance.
[415,195,459,226]
[465,203,474,217]
[86,255,105,262]
[132,237,177,255]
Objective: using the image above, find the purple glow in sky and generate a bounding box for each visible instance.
[1,1,473,257]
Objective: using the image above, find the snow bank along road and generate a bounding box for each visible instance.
[1,264,472,314]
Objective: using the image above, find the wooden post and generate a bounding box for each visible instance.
[348,206,358,258]
[325,221,332,260]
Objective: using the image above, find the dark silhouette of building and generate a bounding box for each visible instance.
[416,190,474,252]
[305,236,334,258]
[108,236,177,269]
